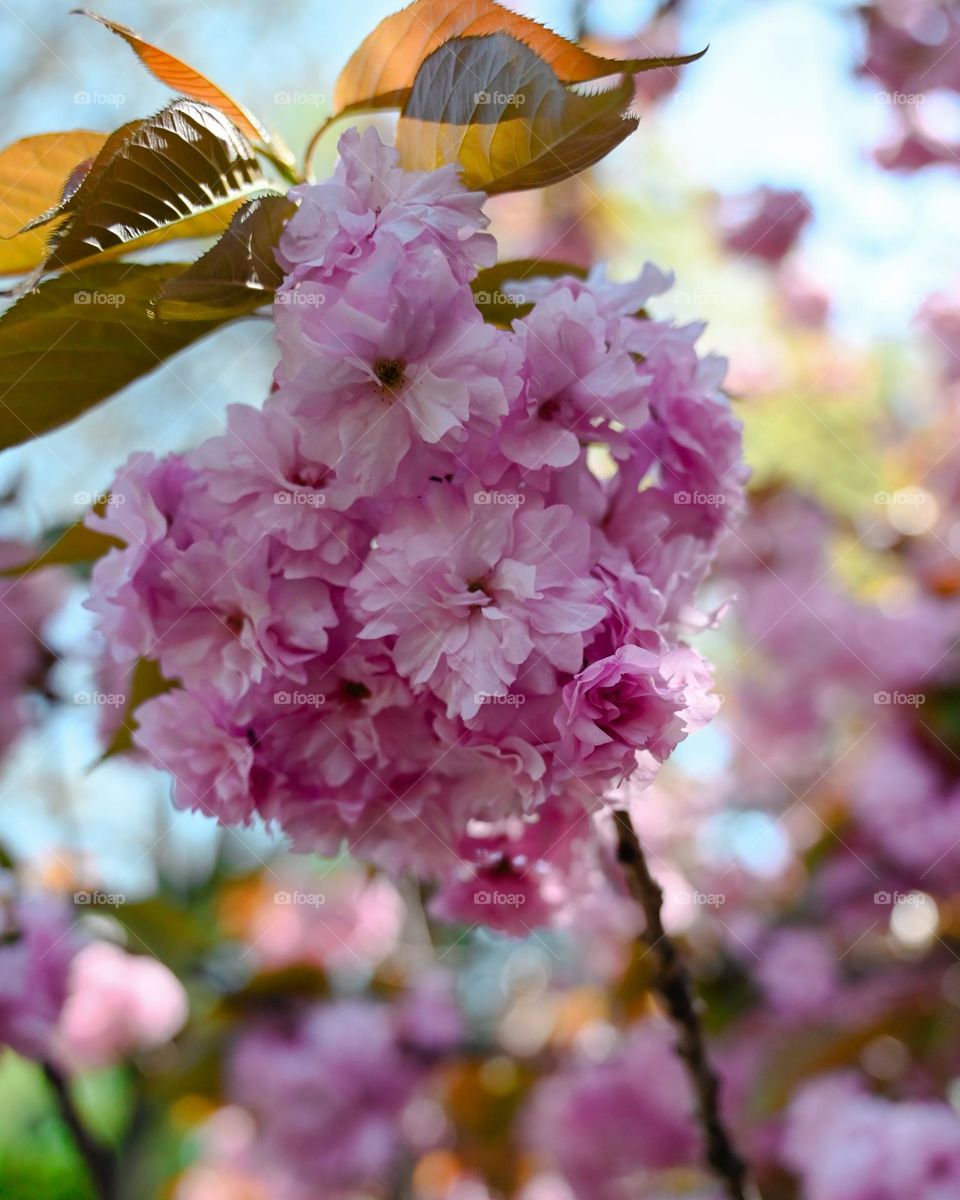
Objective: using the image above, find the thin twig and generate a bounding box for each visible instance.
[613,809,755,1200]
[43,1061,116,1200]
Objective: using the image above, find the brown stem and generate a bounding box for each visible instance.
[613,809,755,1200]
[43,1062,116,1200]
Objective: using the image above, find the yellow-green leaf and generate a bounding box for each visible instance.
[333,0,705,116]
[0,131,106,275]
[100,657,177,760]
[0,261,228,450]
[39,99,268,274]
[397,34,639,193]
[0,521,121,577]
[157,193,295,321]
[471,257,587,323]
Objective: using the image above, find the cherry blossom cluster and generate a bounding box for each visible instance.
[86,127,745,919]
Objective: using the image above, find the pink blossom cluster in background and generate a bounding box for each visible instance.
[859,0,960,171]
[0,544,66,761]
[85,128,746,929]
[228,983,462,1199]
[0,876,78,1060]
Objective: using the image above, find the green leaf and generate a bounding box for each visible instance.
[37,99,268,274]
[471,257,587,322]
[0,261,228,450]
[157,193,296,321]
[397,34,639,193]
[100,657,177,760]
[0,521,121,577]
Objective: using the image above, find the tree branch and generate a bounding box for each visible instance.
[613,809,756,1200]
[43,1061,116,1200]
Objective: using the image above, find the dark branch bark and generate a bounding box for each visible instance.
[614,809,755,1200]
[43,1061,116,1200]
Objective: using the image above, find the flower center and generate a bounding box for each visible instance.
[537,397,560,421]
[224,612,246,638]
[339,679,372,703]
[373,358,406,394]
[288,464,327,488]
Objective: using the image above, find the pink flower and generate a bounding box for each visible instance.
[351,489,605,719]
[134,690,256,824]
[501,283,648,470]
[58,941,188,1069]
[0,883,79,1061]
[524,1020,699,1197]
[276,237,520,496]
[555,644,694,777]
[756,929,838,1019]
[229,1000,427,1195]
[278,125,496,284]
[784,1073,960,1200]
[718,187,813,263]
